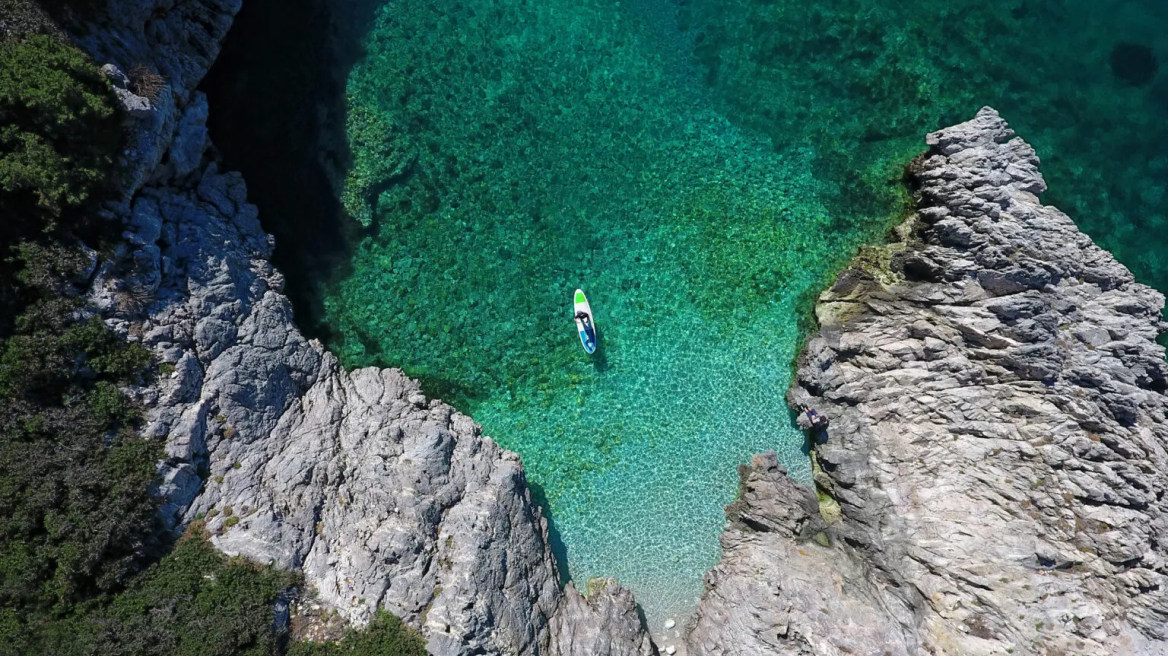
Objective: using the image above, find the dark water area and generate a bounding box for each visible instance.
[199,0,383,339]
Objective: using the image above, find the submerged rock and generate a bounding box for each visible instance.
[1111,42,1159,87]
[690,107,1168,655]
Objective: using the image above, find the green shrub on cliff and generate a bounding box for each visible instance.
[0,239,157,619]
[1,530,301,656]
[80,531,298,656]
[286,610,427,656]
[0,34,121,227]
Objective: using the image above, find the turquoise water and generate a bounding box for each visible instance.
[319,0,1168,632]
[683,0,1168,299]
[323,0,875,629]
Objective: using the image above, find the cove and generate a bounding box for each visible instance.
[322,0,874,629]
[201,0,1168,636]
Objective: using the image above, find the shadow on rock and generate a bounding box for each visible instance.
[200,0,389,342]
[529,480,571,588]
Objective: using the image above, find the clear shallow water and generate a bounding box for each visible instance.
[316,0,1168,633]
[322,0,875,630]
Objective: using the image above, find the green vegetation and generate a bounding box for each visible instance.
[0,34,121,229]
[0,31,123,334]
[0,26,428,656]
[286,611,427,656]
[3,530,299,656]
[0,33,156,641]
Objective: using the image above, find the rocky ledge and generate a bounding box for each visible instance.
[688,108,1168,656]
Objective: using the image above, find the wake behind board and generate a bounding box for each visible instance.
[573,289,598,354]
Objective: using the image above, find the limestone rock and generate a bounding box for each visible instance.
[169,91,209,176]
[690,108,1168,656]
[550,580,658,656]
[79,0,238,195]
[688,453,916,656]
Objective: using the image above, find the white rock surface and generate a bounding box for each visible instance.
[688,108,1168,656]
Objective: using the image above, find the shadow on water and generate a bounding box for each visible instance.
[199,0,389,341]
[590,327,611,373]
[528,481,571,587]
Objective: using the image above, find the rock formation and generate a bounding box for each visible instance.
[65,0,1168,653]
[73,1,653,654]
[688,108,1168,656]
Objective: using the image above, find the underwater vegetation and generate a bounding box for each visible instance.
[322,0,868,628]
[682,0,1168,305]
[317,0,1168,632]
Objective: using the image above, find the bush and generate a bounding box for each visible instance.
[0,308,159,618]
[0,32,123,332]
[0,34,121,233]
[84,532,298,656]
[2,531,300,656]
[287,610,427,656]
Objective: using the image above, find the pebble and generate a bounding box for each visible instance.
[665,646,677,655]
[664,618,676,629]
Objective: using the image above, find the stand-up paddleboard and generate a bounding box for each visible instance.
[573,289,598,354]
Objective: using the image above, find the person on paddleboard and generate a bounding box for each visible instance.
[574,310,597,351]
[573,289,598,354]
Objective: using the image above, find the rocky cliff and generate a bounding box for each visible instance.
[71,1,653,655]
[688,108,1168,656]
[67,2,1168,653]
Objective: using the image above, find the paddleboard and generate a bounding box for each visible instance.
[573,289,597,354]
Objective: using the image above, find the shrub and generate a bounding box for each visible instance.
[287,610,427,656]
[0,35,121,228]
[0,31,156,648]
[82,533,297,656]
[0,303,158,617]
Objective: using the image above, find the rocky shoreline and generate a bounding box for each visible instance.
[688,108,1168,655]
[64,1,1168,654]
[71,1,653,654]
